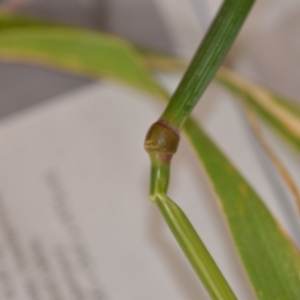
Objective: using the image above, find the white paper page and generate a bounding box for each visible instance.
[1,78,299,300]
[0,82,213,300]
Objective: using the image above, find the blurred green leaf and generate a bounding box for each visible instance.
[0,19,165,100]
[184,117,300,299]
[217,68,300,152]
[156,194,237,300]
[138,47,187,71]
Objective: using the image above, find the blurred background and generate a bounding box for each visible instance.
[1,0,300,118]
[0,0,174,118]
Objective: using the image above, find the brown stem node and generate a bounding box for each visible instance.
[144,121,180,156]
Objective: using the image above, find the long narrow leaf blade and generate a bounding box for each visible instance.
[0,27,166,99]
[184,117,300,299]
[156,195,237,300]
[217,68,300,152]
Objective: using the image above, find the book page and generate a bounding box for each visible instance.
[0,79,289,300]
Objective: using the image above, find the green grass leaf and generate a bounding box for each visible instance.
[156,194,237,300]
[217,68,300,152]
[0,28,166,101]
[184,117,300,299]
[1,12,300,299]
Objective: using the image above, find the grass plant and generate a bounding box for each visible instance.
[0,2,300,299]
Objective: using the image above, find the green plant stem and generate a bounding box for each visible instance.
[145,1,254,297]
[160,0,254,131]
[149,160,237,299]
[145,124,237,299]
